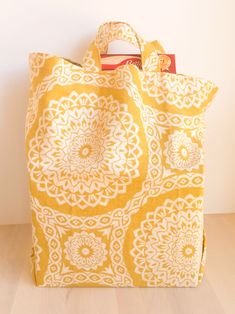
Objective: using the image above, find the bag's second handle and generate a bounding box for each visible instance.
[82,21,165,72]
[95,21,145,53]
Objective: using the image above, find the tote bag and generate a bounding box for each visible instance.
[25,21,218,287]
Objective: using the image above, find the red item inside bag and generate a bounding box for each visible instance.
[101,53,176,73]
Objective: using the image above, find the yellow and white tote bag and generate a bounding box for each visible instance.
[25,21,218,287]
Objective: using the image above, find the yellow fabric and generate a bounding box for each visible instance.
[25,21,218,287]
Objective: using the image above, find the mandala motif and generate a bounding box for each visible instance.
[164,131,201,170]
[131,196,204,287]
[28,91,142,209]
[25,59,134,138]
[64,231,107,270]
[30,195,134,287]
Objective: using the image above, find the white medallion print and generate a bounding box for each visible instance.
[28,91,142,209]
[64,231,107,270]
[165,131,201,170]
[131,196,203,287]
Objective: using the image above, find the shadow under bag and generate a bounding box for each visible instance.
[25,21,218,287]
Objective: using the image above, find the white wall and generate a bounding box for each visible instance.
[0,0,234,224]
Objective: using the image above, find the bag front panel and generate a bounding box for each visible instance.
[26,52,217,287]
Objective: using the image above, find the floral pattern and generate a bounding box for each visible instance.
[131,196,203,287]
[64,231,107,270]
[165,131,202,170]
[28,91,142,209]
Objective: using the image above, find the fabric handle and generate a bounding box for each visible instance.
[82,21,165,72]
[95,21,145,53]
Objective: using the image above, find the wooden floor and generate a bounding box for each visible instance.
[0,214,235,314]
